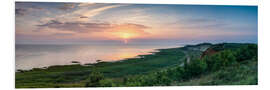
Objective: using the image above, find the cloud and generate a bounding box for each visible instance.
[80,16,88,18]
[180,23,228,30]
[36,20,149,33]
[50,4,127,22]
[177,18,229,30]
[58,3,76,10]
[77,3,96,7]
[36,20,107,32]
[122,23,149,29]
[37,20,63,27]
[28,5,44,11]
[73,4,127,20]
[15,4,45,17]
[52,33,74,36]
[15,8,27,16]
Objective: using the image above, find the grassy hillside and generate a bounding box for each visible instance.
[15,43,257,88]
[177,59,257,85]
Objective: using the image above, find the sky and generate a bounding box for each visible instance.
[15,2,258,45]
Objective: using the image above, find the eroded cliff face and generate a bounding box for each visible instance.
[200,44,225,59]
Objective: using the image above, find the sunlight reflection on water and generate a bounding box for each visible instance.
[15,44,180,70]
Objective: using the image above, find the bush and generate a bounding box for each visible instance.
[85,70,105,87]
[204,50,237,71]
[123,69,176,86]
[99,79,116,87]
[184,59,207,78]
[235,44,257,62]
[211,63,257,85]
[124,76,144,86]
[154,71,172,85]
[166,67,185,81]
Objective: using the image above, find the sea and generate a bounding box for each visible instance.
[15,43,182,70]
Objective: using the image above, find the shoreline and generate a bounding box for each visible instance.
[15,42,251,72]
[15,42,255,72]
[15,45,184,71]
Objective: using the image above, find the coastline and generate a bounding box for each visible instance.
[15,44,183,71]
[15,45,184,72]
[16,42,242,72]
[15,43,258,88]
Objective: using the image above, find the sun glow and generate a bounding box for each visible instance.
[121,33,132,44]
[108,28,148,44]
[122,33,131,39]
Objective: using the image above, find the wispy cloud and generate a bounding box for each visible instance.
[58,3,76,10]
[77,3,96,7]
[15,8,27,16]
[36,20,150,34]
[73,4,127,21]
[46,4,128,23]
[167,18,229,30]
[15,2,45,16]
[79,16,88,18]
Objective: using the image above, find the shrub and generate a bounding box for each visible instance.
[154,71,172,85]
[184,58,207,78]
[99,79,115,87]
[166,67,185,81]
[85,70,105,87]
[123,69,175,86]
[235,44,258,62]
[204,50,237,71]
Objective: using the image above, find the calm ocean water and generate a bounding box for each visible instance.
[15,44,182,70]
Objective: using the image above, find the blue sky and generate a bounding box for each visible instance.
[15,2,258,44]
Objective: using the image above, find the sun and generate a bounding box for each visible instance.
[122,33,131,39]
[121,33,132,44]
[110,29,142,44]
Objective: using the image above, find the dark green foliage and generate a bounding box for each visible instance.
[85,70,104,87]
[97,43,257,86]
[181,44,258,85]
[99,79,116,87]
[235,44,258,62]
[122,66,190,86]
[184,59,207,78]
[203,50,237,71]
[197,43,212,46]
[71,61,80,64]
[211,43,225,51]
[166,67,185,81]
[155,71,173,85]
[198,59,258,85]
